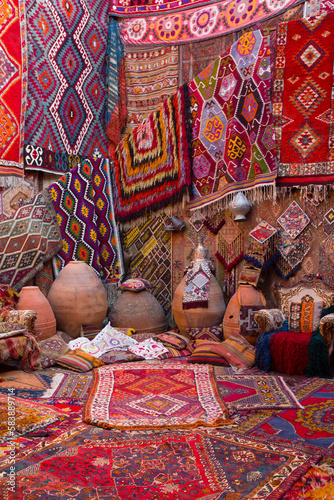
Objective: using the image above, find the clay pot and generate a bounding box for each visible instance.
[47,261,108,338]
[108,290,166,334]
[223,284,266,345]
[16,286,57,341]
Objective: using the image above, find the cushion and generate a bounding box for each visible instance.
[254,309,285,333]
[4,310,37,333]
[117,278,152,292]
[187,341,230,365]
[156,347,191,359]
[239,305,263,337]
[289,301,324,333]
[99,349,144,364]
[186,325,224,342]
[0,322,26,339]
[212,332,255,368]
[56,348,104,372]
[153,332,189,350]
[38,332,70,369]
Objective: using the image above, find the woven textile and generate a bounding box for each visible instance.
[110,0,219,17]
[0,395,67,440]
[24,0,109,174]
[83,362,231,430]
[188,30,277,212]
[0,0,26,186]
[182,259,213,309]
[273,12,334,187]
[215,373,302,410]
[49,158,124,281]
[119,0,304,46]
[111,84,192,225]
[123,45,179,137]
[0,425,322,499]
[277,201,310,239]
[283,464,334,500]
[0,334,41,371]
[0,189,62,290]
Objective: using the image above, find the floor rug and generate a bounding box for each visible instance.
[215,373,303,410]
[83,362,232,430]
[42,368,94,400]
[0,424,322,500]
[0,370,62,399]
[282,463,334,499]
[273,11,334,187]
[0,395,68,440]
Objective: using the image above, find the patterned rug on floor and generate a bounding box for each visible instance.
[0,370,63,399]
[42,368,94,400]
[215,373,303,410]
[0,424,323,500]
[83,362,232,430]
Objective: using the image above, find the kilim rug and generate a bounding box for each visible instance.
[119,0,304,46]
[273,11,334,187]
[49,158,124,281]
[24,0,109,174]
[42,367,94,400]
[187,30,277,212]
[0,189,62,290]
[0,369,63,399]
[283,464,334,500]
[122,44,179,136]
[0,395,68,440]
[0,173,38,222]
[215,373,303,410]
[0,0,26,186]
[110,83,192,226]
[0,424,322,499]
[83,362,232,429]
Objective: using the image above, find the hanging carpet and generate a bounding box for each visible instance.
[49,157,124,281]
[187,30,277,212]
[24,0,109,174]
[273,11,334,187]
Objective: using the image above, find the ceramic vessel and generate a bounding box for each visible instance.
[171,237,226,336]
[47,261,108,338]
[108,290,166,334]
[229,192,251,221]
[16,286,57,341]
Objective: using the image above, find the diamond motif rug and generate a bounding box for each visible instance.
[0,424,322,499]
[215,373,303,410]
[249,221,277,244]
[273,11,334,187]
[0,189,62,290]
[24,0,109,174]
[277,201,310,239]
[188,30,277,212]
[83,363,232,430]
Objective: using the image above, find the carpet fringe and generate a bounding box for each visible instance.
[42,373,66,398]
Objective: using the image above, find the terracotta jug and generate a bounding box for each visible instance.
[171,237,226,336]
[223,284,266,345]
[47,261,108,338]
[109,289,166,334]
[16,286,57,341]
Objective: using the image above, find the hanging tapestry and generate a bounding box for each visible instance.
[277,201,310,239]
[119,0,305,46]
[24,0,109,175]
[273,11,334,187]
[215,218,243,271]
[323,208,334,235]
[83,363,232,430]
[320,235,334,266]
[106,18,127,155]
[244,220,278,268]
[0,0,27,186]
[49,158,124,281]
[304,187,325,229]
[0,174,38,222]
[111,84,192,225]
[123,45,179,137]
[189,212,206,232]
[202,212,225,234]
[182,258,214,309]
[274,228,311,279]
[187,30,277,212]
[0,189,62,290]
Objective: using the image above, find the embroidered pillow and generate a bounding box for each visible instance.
[156,347,191,360]
[239,305,263,338]
[117,278,152,292]
[100,349,144,364]
[289,301,324,333]
[186,325,224,342]
[211,332,255,368]
[187,341,230,365]
[38,332,70,369]
[254,309,285,333]
[153,332,189,350]
[56,348,104,372]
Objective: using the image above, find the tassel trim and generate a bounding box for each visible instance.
[215,251,244,271]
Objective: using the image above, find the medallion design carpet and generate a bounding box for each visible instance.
[273,11,334,187]
[0,425,322,500]
[215,373,303,410]
[188,30,277,212]
[83,363,232,430]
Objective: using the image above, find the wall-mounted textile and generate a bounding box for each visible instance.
[119,0,304,46]
[0,189,62,290]
[49,158,124,281]
[273,11,334,187]
[188,30,277,212]
[24,0,109,175]
[0,0,27,186]
[110,0,219,17]
[123,45,179,136]
[111,84,192,225]
[106,18,127,155]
